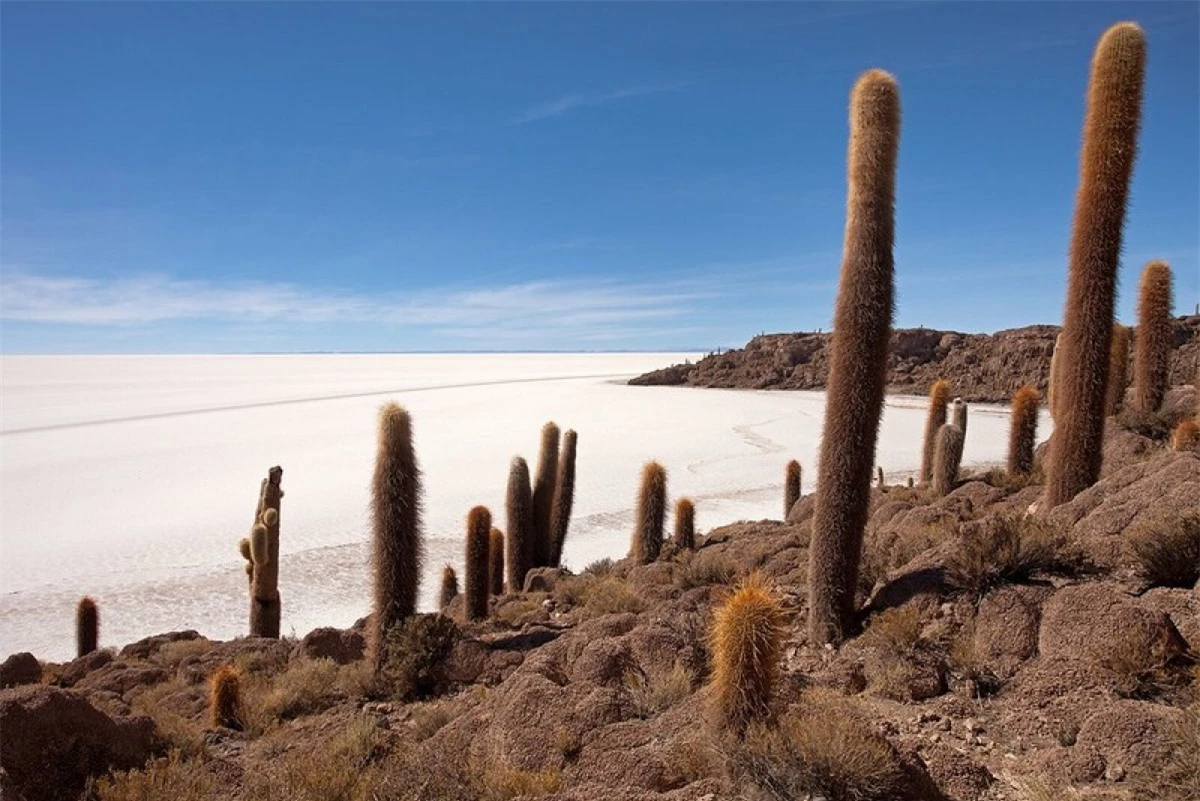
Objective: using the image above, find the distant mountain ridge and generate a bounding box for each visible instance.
[629,317,1200,403]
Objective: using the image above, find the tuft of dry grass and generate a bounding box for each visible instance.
[944,514,1088,596]
[129,680,207,759]
[86,751,216,801]
[676,549,738,589]
[1093,618,1191,701]
[244,716,388,801]
[476,765,563,801]
[860,605,922,657]
[1152,702,1200,800]
[242,658,370,733]
[858,519,956,597]
[624,661,695,719]
[724,691,910,801]
[1127,510,1200,588]
[553,573,644,618]
[409,700,456,741]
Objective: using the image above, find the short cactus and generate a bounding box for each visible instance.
[1105,324,1131,415]
[951,397,968,438]
[1171,418,1199,452]
[673,497,696,550]
[465,506,491,621]
[809,70,900,645]
[876,466,885,489]
[531,422,560,567]
[370,403,424,672]
[505,457,534,593]
[76,596,99,657]
[707,573,786,734]
[784,459,801,518]
[209,665,243,730]
[549,429,578,567]
[1133,260,1173,413]
[630,461,667,564]
[919,380,951,484]
[1007,386,1041,476]
[488,528,505,595]
[1045,22,1146,509]
[241,466,282,639]
[438,565,458,612]
[931,423,966,497]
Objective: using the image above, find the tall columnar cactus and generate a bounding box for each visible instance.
[707,574,785,734]
[808,70,900,646]
[505,457,534,593]
[673,497,696,550]
[1045,23,1146,509]
[876,466,885,489]
[1133,260,1173,413]
[76,596,99,657]
[488,528,505,595]
[549,429,578,567]
[209,665,243,730]
[465,506,491,621]
[784,459,802,518]
[240,466,282,639]
[370,403,424,672]
[438,566,458,611]
[931,423,966,497]
[1048,333,1063,419]
[919,380,951,485]
[531,422,561,567]
[951,397,968,439]
[631,461,668,564]
[1105,324,1131,415]
[1007,386,1041,476]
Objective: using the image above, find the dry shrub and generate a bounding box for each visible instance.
[624,661,695,719]
[1094,619,1191,701]
[859,519,955,596]
[378,614,460,702]
[130,680,207,759]
[553,573,643,617]
[947,620,1001,699]
[492,595,547,626]
[1128,511,1200,588]
[410,700,456,741]
[581,557,614,576]
[860,606,922,657]
[86,751,216,801]
[974,466,1042,492]
[677,549,738,589]
[1151,702,1200,800]
[242,658,370,732]
[151,638,214,668]
[244,716,388,801]
[725,691,909,801]
[663,736,724,786]
[476,764,563,801]
[945,515,1087,595]
[1117,406,1182,440]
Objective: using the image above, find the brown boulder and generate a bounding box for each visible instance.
[1038,582,1188,669]
[73,661,169,699]
[0,653,41,689]
[1075,699,1185,777]
[972,585,1054,678]
[296,627,365,665]
[0,685,158,801]
[525,567,570,593]
[118,629,203,661]
[54,649,114,688]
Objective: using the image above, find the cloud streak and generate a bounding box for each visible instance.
[512,82,688,124]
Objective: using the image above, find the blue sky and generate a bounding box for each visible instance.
[2,1,1197,354]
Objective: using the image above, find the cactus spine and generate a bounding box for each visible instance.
[784,459,801,518]
[1007,386,1041,476]
[488,528,505,595]
[530,422,560,567]
[465,506,491,621]
[931,423,965,497]
[209,666,243,730]
[707,574,785,734]
[370,403,424,672]
[808,70,900,646]
[241,466,282,639]
[673,497,696,550]
[505,457,533,593]
[438,566,458,611]
[1133,260,1173,413]
[1045,22,1146,509]
[631,461,668,564]
[1105,324,1131,415]
[548,429,577,567]
[919,380,951,485]
[76,596,99,657]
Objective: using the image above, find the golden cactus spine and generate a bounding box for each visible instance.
[438,565,458,611]
[919,380,951,485]
[808,70,900,646]
[784,459,801,518]
[76,596,99,657]
[240,466,282,639]
[488,528,505,595]
[548,429,577,567]
[505,457,533,593]
[209,665,243,730]
[1105,324,1131,415]
[707,574,785,734]
[530,422,560,567]
[1133,260,1173,413]
[630,461,667,564]
[464,506,491,621]
[1007,386,1041,476]
[673,497,696,550]
[370,403,424,672]
[1045,22,1146,509]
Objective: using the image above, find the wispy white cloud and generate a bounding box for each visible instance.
[512,82,688,124]
[0,271,717,343]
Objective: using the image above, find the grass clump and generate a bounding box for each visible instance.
[624,661,695,719]
[377,614,460,702]
[242,658,370,731]
[945,515,1087,596]
[553,573,644,618]
[245,716,388,801]
[86,751,216,801]
[677,549,738,589]
[1127,511,1200,588]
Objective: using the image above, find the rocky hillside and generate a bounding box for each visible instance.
[2,410,1198,801]
[630,317,1200,403]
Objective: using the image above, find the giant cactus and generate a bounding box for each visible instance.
[505,457,534,593]
[76,596,99,657]
[631,461,668,564]
[1133,260,1173,413]
[465,506,491,621]
[549,429,577,567]
[240,466,283,639]
[530,422,560,567]
[919,380,951,485]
